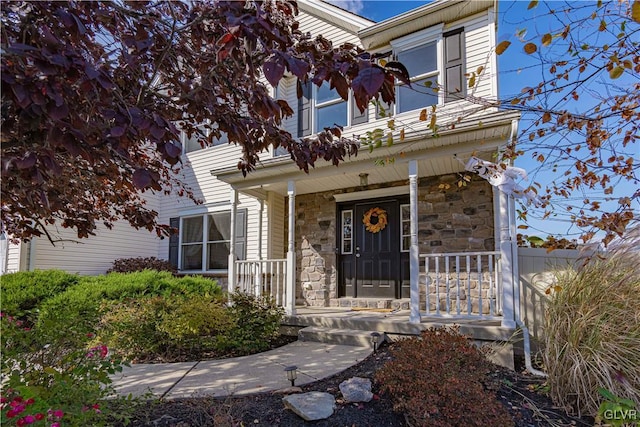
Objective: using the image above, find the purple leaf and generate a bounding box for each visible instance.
[48,103,69,120]
[110,126,126,138]
[15,153,37,170]
[150,125,165,140]
[353,67,386,97]
[165,141,182,158]
[263,55,286,87]
[84,64,100,79]
[286,56,310,79]
[133,169,152,189]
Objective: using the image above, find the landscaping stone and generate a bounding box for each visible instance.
[282,391,336,421]
[339,377,373,403]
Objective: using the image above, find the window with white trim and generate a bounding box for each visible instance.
[391,25,465,114]
[179,210,246,271]
[298,81,367,137]
[397,41,439,113]
[182,120,229,154]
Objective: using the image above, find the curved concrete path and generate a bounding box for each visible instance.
[110,341,371,399]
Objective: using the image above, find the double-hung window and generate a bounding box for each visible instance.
[391,25,465,114]
[172,210,246,272]
[298,81,368,138]
[182,120,229,154]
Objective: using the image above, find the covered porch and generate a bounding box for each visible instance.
[213,111,522,330]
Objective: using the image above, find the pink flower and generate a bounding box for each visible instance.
[51,423,60,427]
[16,418,25,426]
[35,413,44,421]
[25,398,35,405]
[7,409,17,418]
[52,409,64,418]
[22,415,36,424]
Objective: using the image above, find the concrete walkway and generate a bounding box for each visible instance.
[110,341,371,399]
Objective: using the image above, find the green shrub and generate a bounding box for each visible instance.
[223,292,285,355]
[375,327,513,427]
[37,271,220,347]
[1,314,127,426]
[107,257,176,274]
[97,294,233,361]
[0,270,79,318]
[543,230,640,417]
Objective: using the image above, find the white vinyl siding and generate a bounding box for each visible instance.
[29,221,161,275]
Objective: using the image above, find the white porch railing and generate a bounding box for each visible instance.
[420,251,502,318]
[234,259,287,306]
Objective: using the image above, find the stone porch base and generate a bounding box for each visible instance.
[328,298,411,310]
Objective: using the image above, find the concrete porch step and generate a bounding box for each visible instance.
[298,326,386,348]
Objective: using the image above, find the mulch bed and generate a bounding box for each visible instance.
[116,342,594,427]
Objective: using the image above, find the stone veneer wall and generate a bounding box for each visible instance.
[292,174,495,307]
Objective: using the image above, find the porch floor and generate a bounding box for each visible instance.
[284,306,514,342]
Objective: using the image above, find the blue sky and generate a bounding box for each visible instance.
[326,0,640,240]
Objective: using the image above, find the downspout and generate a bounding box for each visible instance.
[507,119,546,377]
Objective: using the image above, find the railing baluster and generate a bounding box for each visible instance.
[477,254,483,316]
[466,255,472,315]
[425,257,430,315]
[445,256,450,314]
[435,257,440,316]
[455,255,461,315]
[488,254,494,316]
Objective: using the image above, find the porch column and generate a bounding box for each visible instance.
[286,181,296,315]
[228,188,238,296]
[255,199,264,297]
[409,160,421,324]
[497,189,516,329]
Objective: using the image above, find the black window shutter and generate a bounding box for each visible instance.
[444,28,465,103]
[168,217,180,268]
[297,80,312,137]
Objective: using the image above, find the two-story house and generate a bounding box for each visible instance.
[3,0,523,332]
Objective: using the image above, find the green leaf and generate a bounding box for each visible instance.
[599,387,617,401]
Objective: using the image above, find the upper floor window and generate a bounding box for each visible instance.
[397,41,439,113]
[181,120,229,154]
[298,81,368,138]
[391,25,465,114]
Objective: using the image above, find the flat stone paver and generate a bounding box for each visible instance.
[110,341,371,399]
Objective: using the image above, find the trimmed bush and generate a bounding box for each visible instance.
[223,292,285,354]
[107,256,176,274]
[97,294,233,361]
[37,271,220,347]
[0,270,79,318]
[96,291,284,361]
[543,229,640,416]
[375,327,513,427]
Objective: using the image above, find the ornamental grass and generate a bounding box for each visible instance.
[543,227,640,417]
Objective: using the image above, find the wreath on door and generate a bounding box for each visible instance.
[363,207,388,233]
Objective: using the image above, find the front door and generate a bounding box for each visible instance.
[338,198,408,298]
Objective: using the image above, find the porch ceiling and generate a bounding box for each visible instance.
[212,110,519,197]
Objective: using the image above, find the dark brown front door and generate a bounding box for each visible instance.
[338,198,407,298]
